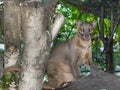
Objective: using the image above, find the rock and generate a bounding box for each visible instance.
[55,70,120,90]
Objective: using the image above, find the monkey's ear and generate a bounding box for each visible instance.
[76,20,82,28]
[92,21,97,28]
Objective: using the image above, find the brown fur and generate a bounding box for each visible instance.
[3,65,21,74]
[43,20,97,89]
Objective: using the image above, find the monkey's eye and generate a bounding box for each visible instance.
[89,29,93,33]
[88,29,91,32]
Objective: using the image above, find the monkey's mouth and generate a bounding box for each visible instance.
[82,34,91,40]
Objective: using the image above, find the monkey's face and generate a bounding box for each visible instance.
[77,21,96,40]
[79,22,93,40]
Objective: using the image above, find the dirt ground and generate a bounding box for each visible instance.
[56,68,120,90]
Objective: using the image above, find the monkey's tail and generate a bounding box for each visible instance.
[3,65,21,74]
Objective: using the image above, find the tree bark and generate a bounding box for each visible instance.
[51,14,65,41]
[4,0,21,68]
[19,2,46,90]
[104,38,114,73]
[106,6,114,73]
[19,0,60,90]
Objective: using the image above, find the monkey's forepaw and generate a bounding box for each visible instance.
[90,63,101,77]
[90,62,100,72]
[90,62,100,69]
[59,82,68,88]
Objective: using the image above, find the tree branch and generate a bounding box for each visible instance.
[51,14,65,41]
[99,5,104,42]
[108,15,120,43]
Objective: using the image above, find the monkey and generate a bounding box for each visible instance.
[43,20,97,89]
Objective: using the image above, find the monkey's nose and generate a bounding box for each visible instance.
[85,35,90,38]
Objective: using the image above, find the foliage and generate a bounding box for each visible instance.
[1,72,20,90]
[0,49,4,54]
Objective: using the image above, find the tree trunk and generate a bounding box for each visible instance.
[108,39,114,73]
[104,38,114,73]
[19,0,59,89]
[19,2,47,90]
[105,6,115,74]
[4,0,21,68]
[99,4,115,74]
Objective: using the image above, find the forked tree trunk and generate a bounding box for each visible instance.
[99,4,115,74]
[105,6,115,73]
[4,0,21,69]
